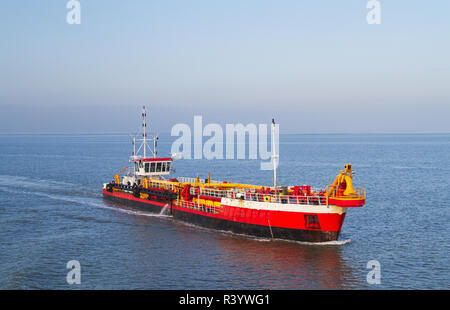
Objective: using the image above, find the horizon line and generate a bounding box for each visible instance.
[1,131,449,135]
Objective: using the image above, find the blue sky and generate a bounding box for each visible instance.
[0,0,449,133]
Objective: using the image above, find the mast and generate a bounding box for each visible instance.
[132,136,136,175]
[142,106,147,158]
[272,118,278,190]
[132,106,158,160]
[153,135,158,158]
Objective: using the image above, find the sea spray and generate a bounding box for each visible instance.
[159,204,170,215]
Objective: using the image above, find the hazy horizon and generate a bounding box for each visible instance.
[1,1,449,134]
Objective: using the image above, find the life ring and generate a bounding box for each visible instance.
[264,195,270,202]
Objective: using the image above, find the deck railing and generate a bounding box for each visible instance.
[190,187,327,206]
[176,177,221,184]
[174,199,221,214]
[355,187,366,199]
[146,178,328,206]
[325,186,366,199]
[147,180,178,191]
[194,187,231,198]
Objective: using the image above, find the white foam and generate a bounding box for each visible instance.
[291,239,352,246]
[0,174,78,191]
[97,203,172,219]
[159,204,170,215]
[0,179,174,221]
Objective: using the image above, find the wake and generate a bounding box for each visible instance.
[0,175,171,219]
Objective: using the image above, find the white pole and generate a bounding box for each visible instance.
[142,106,147,158]
[272,119,277,190]
[132,136,136,175]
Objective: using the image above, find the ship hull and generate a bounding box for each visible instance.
[103,189,345,242]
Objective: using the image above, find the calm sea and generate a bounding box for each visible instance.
[0,133,449,289]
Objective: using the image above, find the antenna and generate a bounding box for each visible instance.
[131,106,158,161]
[142,106,147,158]
[132,135,136,158]
[153,135,158,158]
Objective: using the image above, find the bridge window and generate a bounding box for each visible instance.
[150,163,156,172]
[145,163,150,173]
[156,162,162,172]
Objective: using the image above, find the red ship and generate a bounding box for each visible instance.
[103,107,366,242]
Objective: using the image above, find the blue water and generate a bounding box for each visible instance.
[0,134,449,289]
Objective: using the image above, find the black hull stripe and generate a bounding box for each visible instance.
[103,194,340,242]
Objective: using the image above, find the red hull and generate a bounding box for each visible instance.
[103,189,347,242]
